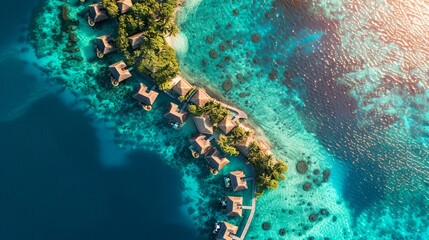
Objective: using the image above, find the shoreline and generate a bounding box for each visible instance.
[33,0,288,239]
[165,1,275,152]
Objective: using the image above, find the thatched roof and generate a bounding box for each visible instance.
[217,221,238,240]
[96,35,116,54]
[164,102,188,124]
[205,148,230,171]
[128,32,144,49]
[193,115,213,135]
[226,196,243,217]
[235,135,254,158]
[190,88,211,107]
[172,77,193,97]
[109,60,132,83]
[229,170,248,192]
[189,134,211,155]
[116,0,133,14]
[133,83,159,105]
[218,116,236,134]
[89,3,109,23]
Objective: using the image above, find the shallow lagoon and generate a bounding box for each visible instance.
[176,0,429,239]
[20,0,429,239]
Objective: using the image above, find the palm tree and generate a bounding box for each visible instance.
[257,173,271,189]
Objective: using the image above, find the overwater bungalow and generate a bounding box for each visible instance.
[218,116,236,134]
[193,115,214,135]
[95,35,117,58]
[164,102,188,129]
[229,170,248,191]
[88,3,109,26]
[235,135,254,158]
[189,134,212,156]
[215,221,238,240]
[116,0,133,14]
[205,148,230,171]
[172,76,193,98]
[128,32,144,49]
[133,83,159,111]
[190,88,211,107]
[109,60,132,86]
[226,196,243,217]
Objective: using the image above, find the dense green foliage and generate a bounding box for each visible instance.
[188,104,203,116]
[113,0,179,89]
[203,100,228,124]
[217,134,239,156]
[217,127,249,156]
[248,142,288,197]
[101,0,119,18]
[188,100,228,123]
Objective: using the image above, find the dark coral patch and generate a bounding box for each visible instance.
[296,160,308,174]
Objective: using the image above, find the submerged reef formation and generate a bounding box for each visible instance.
[30,0,288,239]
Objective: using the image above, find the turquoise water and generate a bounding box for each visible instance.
[174,0,429,239]
[0,0,195,239]
[30,0,256,238]
[28,0,429,239]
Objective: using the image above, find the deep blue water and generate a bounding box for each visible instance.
[0,96,196,240]
[0,1,196,239]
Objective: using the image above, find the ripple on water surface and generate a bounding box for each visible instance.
[177,0,429,239]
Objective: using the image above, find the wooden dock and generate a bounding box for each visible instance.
[239,197,256,239]
[218,102,248,120]
[237,161,257,240]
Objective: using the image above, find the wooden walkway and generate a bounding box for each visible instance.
[218,102,248,120]
[237,161,257,240]
[239,197,256,239]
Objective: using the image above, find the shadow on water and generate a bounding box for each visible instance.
[0,96,196,240]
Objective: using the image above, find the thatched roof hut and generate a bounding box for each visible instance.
[128,32,144,49]
[164,102,188,125]
[217,221,238,240]
[226,196,243,217]
[205,148,230,171]
[116,0,133,14]
[96,35,117,55]
[218,116,236,134]
[109,60,132,83]
[190,88,211,107]
[133,83,159,106]
[229,170,248,192]
[172,77,193,97]
[189,134,212,155]
[193,115,214,135]
[235,135,254,158]
[89,3,109,23]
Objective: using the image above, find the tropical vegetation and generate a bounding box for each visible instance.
[101,0,119,18]
[203,100,228,124]
[217,127,249,156]
[104,0,179,90]
[248,142,288,197]
[188,100,229,125]
[188,104,203,116]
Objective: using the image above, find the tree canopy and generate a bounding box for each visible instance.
[216,127,249,156]
[101,0,119,18]
[248,142,288,197]
[113,0,179,89]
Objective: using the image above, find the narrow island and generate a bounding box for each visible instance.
[56,0,289,239]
